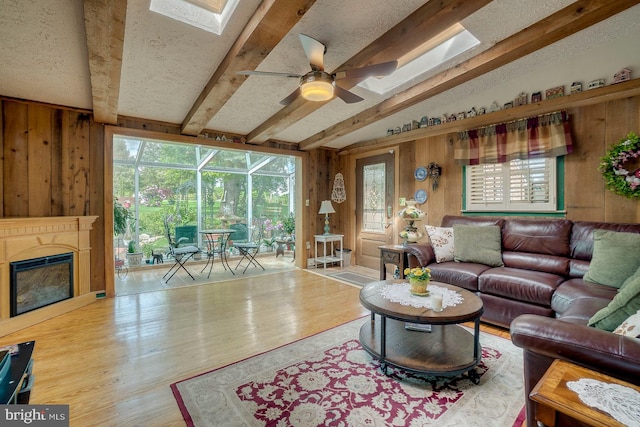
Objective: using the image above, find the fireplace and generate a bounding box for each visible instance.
[10,253,74,317]
[0,216,96,337]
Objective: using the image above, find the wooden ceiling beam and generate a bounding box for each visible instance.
[82,0,127,125]
[180,0,317,136]
[298,0,640,151]
[247,0,493,144]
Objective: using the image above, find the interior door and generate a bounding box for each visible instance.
[355,153,394,270]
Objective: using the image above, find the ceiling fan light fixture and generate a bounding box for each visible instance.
[300,72,334,102]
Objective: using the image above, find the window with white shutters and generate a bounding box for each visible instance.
[465,158,557,212]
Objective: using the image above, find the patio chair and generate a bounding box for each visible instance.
[162,217,200,283]
[234,225,265,274]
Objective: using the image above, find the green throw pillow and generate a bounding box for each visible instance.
[453,224,503,267]
[589,266,640,331]
[583,230,640,289]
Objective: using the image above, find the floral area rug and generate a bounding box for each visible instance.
[171,318,525,426]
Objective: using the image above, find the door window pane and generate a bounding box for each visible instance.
[362,163,385,232]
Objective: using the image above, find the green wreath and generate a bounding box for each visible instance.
[598,132,640,199]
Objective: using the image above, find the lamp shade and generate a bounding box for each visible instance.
[318,200,336,214]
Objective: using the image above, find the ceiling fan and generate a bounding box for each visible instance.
[237,34,398,106]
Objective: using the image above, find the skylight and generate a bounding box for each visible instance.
[150,0,239,35]
[358,26,480,95]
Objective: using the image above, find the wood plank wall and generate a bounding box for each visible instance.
[0,99,106,291]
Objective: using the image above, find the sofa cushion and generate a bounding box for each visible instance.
[588,267,640,331]
[424,225,454,263]
[502,252,569,276]
[427,261,490,292]
[478,267,564,306]
[453,224,503,267]
[502,218,572,257]
[583,230,640,288]
[614,309,640,338]
[557,298,612,325]
[551,278,618,315]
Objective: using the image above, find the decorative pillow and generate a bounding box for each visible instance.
[614,309,640,338]
[452,224,503,267]
[425,226,454,263]
[589,266,640,331]
[583,230,640,289]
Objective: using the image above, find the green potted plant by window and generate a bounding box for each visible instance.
[114,198,132,267]
[126,239,143,267]
[113,198,131,238]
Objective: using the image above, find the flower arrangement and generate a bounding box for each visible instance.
[404,267,431,282]
[598,132,640,199]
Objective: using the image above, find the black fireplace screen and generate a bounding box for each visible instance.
[10,252,74,316]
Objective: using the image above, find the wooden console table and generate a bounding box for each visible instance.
[530,359,640,427]
[378,244,410,280]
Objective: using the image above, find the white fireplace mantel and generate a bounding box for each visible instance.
[0,216,97,336]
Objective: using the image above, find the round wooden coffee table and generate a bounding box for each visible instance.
[359,280,484,383]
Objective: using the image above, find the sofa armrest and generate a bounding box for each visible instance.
[511,314,640,377]
[511,314,640,427]
[404,243,435,268]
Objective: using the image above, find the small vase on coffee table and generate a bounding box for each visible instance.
[410,278,429,296]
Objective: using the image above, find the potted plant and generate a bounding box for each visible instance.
[126,240,143,267]
[114,198,132,265]
[113,198,131,237]
[282,213,295,238]
[142,243,153,264]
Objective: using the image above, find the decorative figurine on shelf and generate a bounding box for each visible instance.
[398,200,426,245]
[467,107,477,117]
[613,68,631,84]
[587,79,605,90]
[570,82,582,94]
[489,101,500,113]
[545,85,565,99]
[514,92,528,106]
[420,116,429,128]
[531,91,543,103]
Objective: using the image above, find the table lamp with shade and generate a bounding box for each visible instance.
[318,200,336,235]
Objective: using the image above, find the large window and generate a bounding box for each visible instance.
[113,136,297,256]
[465,157,557,212]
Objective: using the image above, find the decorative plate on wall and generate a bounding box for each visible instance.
[414,189,428,204]
[415,166,427,181]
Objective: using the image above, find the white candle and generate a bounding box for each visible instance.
[431,293,443,312]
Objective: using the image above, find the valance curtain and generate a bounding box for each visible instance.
[455,111,573,166]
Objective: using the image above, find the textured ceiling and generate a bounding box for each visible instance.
[0,0,639,150]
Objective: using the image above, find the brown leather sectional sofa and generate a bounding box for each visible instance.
[405,215,640,427]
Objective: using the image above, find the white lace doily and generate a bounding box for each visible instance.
[379,283,464,309]
[567,378,640,426]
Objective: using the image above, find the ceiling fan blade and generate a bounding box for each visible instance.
[279,87,301,106]
[334,60,398,80]
[333,85,364,104]
[299,34,325,71]
[237,70,302,78]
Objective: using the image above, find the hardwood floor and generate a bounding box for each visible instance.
[0,266,512,426]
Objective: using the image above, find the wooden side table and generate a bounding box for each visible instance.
[530,359,640,427]
[378,244,410,280]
